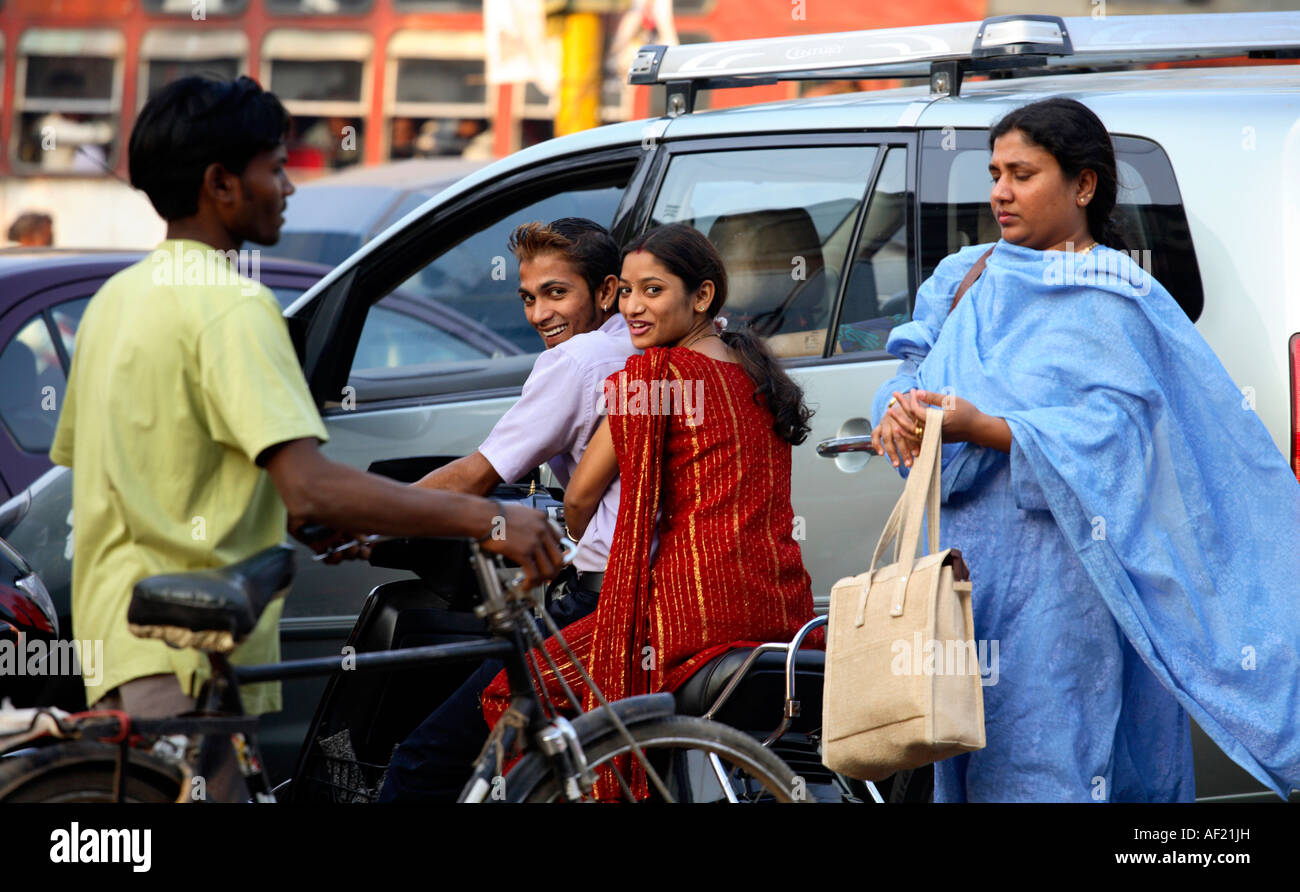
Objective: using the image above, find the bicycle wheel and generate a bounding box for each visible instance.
[0,742,182,803]
[507,715,804,803]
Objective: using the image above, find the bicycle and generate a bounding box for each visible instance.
[0,530,804,803]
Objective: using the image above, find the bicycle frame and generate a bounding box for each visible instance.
[187,635,533,801]
[5,538,816,803]
[182,566,586,801]
[165,539,630,803]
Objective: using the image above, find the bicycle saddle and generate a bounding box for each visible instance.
[675,647,825,735]
[127,545,296,654]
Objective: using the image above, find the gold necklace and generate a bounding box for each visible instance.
[680,330,719,350]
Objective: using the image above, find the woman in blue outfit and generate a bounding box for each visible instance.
[870,98,1300,802]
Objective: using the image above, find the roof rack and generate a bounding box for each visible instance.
[628,12,1300,114]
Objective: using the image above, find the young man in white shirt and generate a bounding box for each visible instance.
[413,216,634,598]
[382,218,635,801]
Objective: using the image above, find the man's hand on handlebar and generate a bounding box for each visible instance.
[288,499,565,584]
[290,521,375,564]
[477,501,566,588]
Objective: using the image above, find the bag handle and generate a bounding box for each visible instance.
[893,406,943,574]
[868,405,944,578]
[892,439,940,566]
[863,247,985,569]
[948,245,995,316]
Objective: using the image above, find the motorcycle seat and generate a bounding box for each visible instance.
[674,646,824,734]
[127,545,295,654]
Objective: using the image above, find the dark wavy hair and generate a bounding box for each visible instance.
[621,223,814,445]
[508,217,620,304]
[129,75,290,221]
[988,97,1124,249]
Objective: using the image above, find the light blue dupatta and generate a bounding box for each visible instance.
[872,239,1300,798]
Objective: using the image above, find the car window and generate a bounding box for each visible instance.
[375,190,440,233]
[379,175,630,370]
[919,129,1204,321]
[266,232,365,269]
[49,297,90,362]
[276,283,506,379]
[835,147,910,355]
[647,145,879,358]
[350,305,490,370]
[0,317,64,452]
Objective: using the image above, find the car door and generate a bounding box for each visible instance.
[627,133,918,608]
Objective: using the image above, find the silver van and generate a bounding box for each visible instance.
[4,11,1297,798]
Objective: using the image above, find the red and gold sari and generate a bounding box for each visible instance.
[481,347,818,798]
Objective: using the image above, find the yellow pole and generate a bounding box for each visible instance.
[555,12,604,137]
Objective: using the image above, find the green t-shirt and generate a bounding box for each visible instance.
[50,239,328,714]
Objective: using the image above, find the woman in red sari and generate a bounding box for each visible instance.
[480,223,819,798]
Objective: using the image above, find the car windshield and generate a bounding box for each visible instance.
[263,231,364,269]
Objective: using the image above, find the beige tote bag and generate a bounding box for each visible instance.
[821,405,985,781]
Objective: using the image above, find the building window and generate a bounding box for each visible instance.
[146,58,241,96]
[264,30,371,171]
[272,60,365,103]
[13,30,123,174]
[142,0,248,13]
[139,30,249,104]
[265,0,373,13]
[396,58,486,106]
[385,30,493,161]
[391,1,482,9]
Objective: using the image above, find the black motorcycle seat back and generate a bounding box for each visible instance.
[126,544,296,653]
[345,580,489,762]
[674,647,825,735]
[288,574,491,801]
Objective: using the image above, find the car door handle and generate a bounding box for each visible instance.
[815,435,877,458]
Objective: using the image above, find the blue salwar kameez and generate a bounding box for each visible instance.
[870,240,1300,802]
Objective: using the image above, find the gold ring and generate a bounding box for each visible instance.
[915,424,923,437]
[887,396,897,408]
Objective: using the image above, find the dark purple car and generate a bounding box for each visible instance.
[0,249,520,501]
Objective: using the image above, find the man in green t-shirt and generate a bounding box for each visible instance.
[50,76,563,737]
